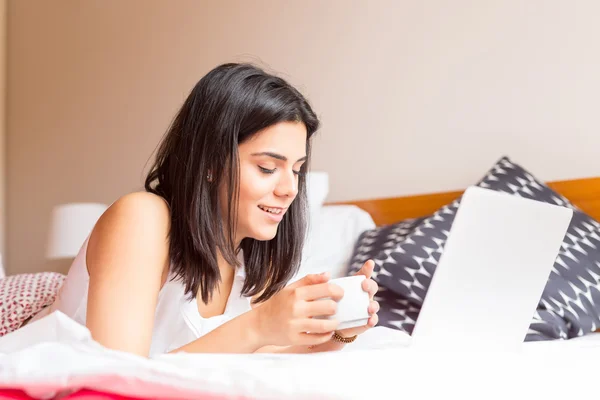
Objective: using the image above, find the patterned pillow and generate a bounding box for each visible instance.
[348,156,600,341]
[0,272,66,337]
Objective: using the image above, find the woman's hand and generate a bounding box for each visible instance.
[252,272,344,348]
[335,259,380,339]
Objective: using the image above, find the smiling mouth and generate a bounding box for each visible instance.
[258,205,284,215]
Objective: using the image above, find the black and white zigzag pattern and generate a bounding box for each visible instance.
[348,157,600,341]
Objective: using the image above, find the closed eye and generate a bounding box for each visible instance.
[259,166,276,174]
[259,166,303,176]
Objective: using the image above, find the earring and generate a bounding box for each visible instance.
[207,171,213,182]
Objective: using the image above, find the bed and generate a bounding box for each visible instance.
[2,156,600,400]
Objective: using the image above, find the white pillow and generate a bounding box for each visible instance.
[293,205,376,283]
[305,171,329,217]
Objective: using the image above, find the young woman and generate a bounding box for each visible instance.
[32,63,379,357]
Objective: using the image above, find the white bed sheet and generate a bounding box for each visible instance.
[1,312,599,400]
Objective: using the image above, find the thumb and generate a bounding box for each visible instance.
[355,259,375,279]
[288,271,330,289]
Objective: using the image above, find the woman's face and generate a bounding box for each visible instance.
[220,121,308,244]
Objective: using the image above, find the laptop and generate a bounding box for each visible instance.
[408,186,573,352]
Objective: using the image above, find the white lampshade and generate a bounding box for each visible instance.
[46,203,108,259]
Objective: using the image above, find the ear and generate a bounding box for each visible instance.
[207,170,213,182]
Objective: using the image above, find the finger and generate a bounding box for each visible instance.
[288,272,330,290]
[361,279,379,298]
[303,299,338,318]
[302,318,340,334]
[367,313,379,327]
[368,300,380,315]
[355,259,375,279]
[296,282,344,302]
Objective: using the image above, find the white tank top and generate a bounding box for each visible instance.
[31,236,253,356]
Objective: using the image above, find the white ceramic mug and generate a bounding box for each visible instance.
[317,275,370,330]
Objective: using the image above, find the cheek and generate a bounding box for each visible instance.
[237,170,273,212]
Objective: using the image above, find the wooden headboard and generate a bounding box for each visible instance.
[329,177,600,226]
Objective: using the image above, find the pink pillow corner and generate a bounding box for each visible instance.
[0,272,66,337]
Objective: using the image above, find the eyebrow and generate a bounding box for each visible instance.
[251,152,307,163]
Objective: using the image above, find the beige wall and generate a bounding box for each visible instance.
[0,0,5,260]
[6,0,600,275]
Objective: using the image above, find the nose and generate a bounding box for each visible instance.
[274,169,298,199]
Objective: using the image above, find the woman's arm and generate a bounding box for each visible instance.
[168,310,263,354]
[254,339,343,354]
[171,273,344,354]
[86,192,172,357]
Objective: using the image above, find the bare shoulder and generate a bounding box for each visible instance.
[86,191,171,279]
[84,192,173,355]
[101,191,170,228]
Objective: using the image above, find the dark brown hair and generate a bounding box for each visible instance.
[144,63,320,304]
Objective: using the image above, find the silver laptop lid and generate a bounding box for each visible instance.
[410,186,573,352]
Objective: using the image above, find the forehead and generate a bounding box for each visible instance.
[239,121,307,158]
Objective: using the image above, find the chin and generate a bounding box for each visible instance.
[248,226,279,241]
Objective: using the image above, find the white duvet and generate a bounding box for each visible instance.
[0,312,599,400]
